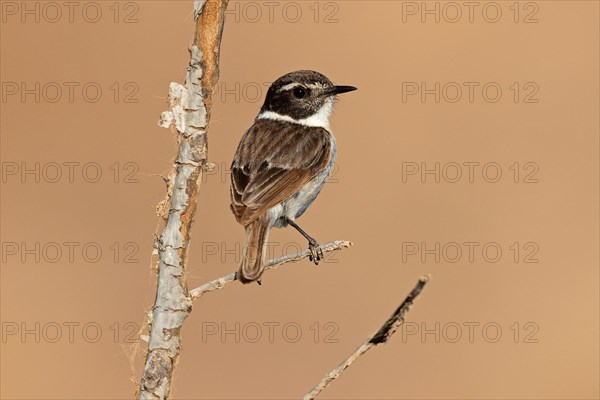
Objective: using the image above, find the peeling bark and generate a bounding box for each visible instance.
[139,1,229,398]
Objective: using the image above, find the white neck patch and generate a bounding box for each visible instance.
[257,98,334,129]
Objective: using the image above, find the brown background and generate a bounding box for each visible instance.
[1,1,599,399]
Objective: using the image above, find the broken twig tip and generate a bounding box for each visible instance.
[304,274,430,398]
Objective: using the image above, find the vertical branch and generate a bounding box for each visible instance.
[139,1,228,399]
[195,0,228,115]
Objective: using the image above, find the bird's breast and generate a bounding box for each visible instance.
[274,133,336,225]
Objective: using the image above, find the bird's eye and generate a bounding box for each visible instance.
[293,87,306,98]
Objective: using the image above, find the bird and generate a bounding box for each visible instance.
[230,70,356,284]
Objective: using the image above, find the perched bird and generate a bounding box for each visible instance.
[230,70,356,284]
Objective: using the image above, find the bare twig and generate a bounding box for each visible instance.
[189,240,353,299]
[138,1,228,399]
[303,275,430,400]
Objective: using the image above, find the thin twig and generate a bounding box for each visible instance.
[303,275,430,400]
[190,240,353,299]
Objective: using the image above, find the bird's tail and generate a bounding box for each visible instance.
[238,217,270,284]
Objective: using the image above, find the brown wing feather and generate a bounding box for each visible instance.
[230,119,331,226]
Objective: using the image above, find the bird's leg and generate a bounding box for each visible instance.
[285,218,324,265]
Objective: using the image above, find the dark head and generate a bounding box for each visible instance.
[259,70,357,121]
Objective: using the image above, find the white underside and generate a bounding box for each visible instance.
[267,135,336,228]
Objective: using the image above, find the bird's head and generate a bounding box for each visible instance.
[259,70,357,123]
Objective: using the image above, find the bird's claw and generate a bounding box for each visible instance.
[308,240,323,265]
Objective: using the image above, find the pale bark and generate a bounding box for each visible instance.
[138,1,228,398]
[189,240,353,299]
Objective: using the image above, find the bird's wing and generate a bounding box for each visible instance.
[230,119,332,226]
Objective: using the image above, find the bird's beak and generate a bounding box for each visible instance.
[327,85,357,95]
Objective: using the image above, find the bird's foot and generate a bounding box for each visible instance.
[308,240,324,265]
